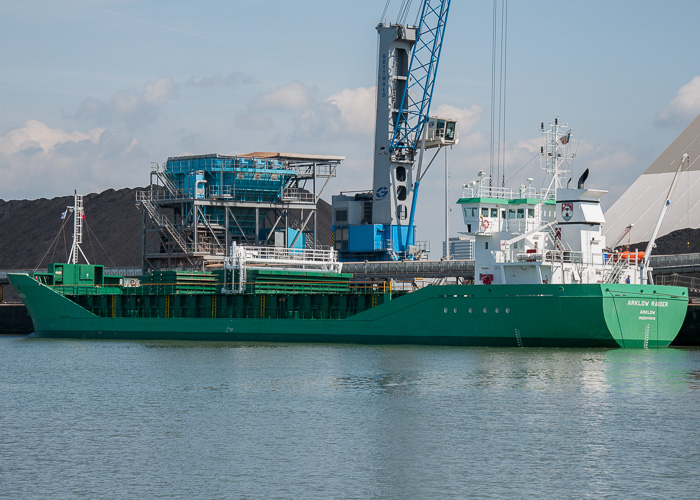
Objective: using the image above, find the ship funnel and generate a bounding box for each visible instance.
[577,168,589,189]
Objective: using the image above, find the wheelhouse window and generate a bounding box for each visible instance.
[445,121,456,141]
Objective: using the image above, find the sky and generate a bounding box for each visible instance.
[2,0,700,254]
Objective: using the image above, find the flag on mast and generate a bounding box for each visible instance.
[560,131,571,145]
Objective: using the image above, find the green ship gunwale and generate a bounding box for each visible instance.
[8,263,688,348]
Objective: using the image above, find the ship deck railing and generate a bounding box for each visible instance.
[504,249,609,267]
[461,184,552,201]
[228,244,342,272]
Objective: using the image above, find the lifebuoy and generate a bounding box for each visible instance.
[129,279,136,286]
[481,220,490,230]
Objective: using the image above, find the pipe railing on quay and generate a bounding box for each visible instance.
[649,254,700,274]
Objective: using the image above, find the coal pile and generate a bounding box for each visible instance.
[0,188,144,269]
[628,228,700,255]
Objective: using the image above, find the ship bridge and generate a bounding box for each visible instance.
[457,172,556,236]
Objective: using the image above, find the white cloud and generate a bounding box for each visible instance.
[0,120,148,200]
[658,76,700,121]
[251,82,316,111]
[0,119,103,156]
[325,86,376,135]
[0,71,272,199]
[295,102,343,140]
[142,77,175,107]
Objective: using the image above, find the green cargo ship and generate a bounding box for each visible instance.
[7,262,688,347]
[7,120,689,347]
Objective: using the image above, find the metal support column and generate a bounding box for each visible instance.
[255,207,260,246]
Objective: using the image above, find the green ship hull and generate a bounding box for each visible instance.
[9,270,688,348]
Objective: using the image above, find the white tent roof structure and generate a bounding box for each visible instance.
[604,114,700,247]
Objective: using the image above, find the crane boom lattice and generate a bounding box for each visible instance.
[390,0,451,155]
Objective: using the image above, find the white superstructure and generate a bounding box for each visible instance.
[459,119,646,286]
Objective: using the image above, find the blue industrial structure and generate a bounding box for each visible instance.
[168,154,295,202]
[138,152,343,271]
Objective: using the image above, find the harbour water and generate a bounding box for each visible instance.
[1,337,699,499]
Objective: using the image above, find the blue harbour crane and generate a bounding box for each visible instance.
[332,0,456,261]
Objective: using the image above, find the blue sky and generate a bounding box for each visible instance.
[2,0,699,252]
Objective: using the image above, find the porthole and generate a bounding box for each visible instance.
[468,307,473,314]
[495,307,500,313]
[505,307,510,314]
[453,308,458,314]
[483,307,488,313]
[444,307,448,314]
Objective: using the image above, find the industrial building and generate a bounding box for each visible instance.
[137,152,343,271]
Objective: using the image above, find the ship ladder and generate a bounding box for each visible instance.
[371,295,377,308]
[212,295,216,318]
[165,295,170,318]
[112,295,116,318]
[260,295,265,318]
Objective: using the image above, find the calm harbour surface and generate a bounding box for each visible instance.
[1,336,699,499]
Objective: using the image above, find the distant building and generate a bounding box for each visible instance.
[443,236,474,260]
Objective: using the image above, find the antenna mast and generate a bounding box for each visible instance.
[540,117,573,201]
[67,191,90,265]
